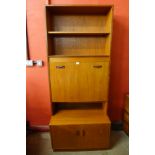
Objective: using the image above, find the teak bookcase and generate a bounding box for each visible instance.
[46,5,113,150]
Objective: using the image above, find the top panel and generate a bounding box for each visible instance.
[46,5,113,14]
[49,109,111,125]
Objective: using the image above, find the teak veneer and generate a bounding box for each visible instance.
[50,109,110,150]
[46,5,113,150]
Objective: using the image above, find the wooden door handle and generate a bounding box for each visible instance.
[93,65,102,68]
[56,65,65,69]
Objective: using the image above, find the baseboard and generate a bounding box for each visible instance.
[111,121,123,130]
[27,125,49,132]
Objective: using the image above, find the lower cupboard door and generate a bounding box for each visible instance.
[81,124,110,149]
[50,124,110,150]
[51,125,82,150]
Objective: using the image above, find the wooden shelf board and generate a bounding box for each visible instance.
[48,31,110,36]
[49,109,111,125]
[46,5,113,14]
[48,55,110,58]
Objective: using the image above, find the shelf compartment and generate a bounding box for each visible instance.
[46,14,112,33]
[47,35,111,56]
[54,102,103,110]
[53,102,108,115]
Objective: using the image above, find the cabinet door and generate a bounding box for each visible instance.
[51,124,110,150]
[51,125,82,150]
[50,59,109,102]
[81,124,110,149]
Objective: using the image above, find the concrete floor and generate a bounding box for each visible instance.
[26,130,129,155]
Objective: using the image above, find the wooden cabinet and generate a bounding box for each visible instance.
[46,5,113,150]
[50,57,110,102]
[51,124,110,150]
[50,109,111,150]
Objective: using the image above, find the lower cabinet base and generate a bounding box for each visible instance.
[50,124,110,150]
[49,110,111,150]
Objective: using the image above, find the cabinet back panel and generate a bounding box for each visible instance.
[54,102,103,111]
[51,15,109,32]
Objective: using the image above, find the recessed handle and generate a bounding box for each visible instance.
[56,65,65,69]
[93,65,102,68]
[82,130,85,136]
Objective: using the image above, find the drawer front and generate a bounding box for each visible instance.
[51,124,110,150]
[49,59,110,102]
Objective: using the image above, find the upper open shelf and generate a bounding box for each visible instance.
[46,5,113,33]
[46,5,113,14]
[46,5,113,57]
